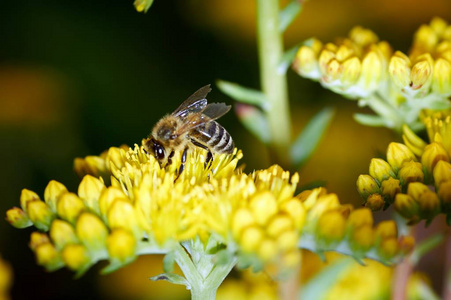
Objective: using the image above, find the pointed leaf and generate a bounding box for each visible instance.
[235,104,271,144]
[163,252,175,273]
[299,258,353,300]
[423,98,451,110]
[353,113,387,127]
[74,263,93,279]
[216,80,268,110]
[279,0,303,32]
[291,107,335,167]
[150,273,191,288]
[101,262,125,275]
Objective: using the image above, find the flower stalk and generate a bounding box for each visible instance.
[257,0,292,168]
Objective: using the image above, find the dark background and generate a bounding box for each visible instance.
[1,0,450,298]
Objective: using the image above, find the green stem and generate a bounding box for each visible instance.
[257,0,292,168]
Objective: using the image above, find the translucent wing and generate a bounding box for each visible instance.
[202,103,231,121]
[172,85,212,119]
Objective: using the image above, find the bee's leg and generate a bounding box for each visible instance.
[205,151,213,169]
[190,139,212,169]
[167,150,175,166]
[175,148,188,182]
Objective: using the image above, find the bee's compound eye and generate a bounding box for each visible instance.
[154,143,165,160]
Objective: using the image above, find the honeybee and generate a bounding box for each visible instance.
[144,84,234,175]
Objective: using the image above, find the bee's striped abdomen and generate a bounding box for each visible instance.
[192,121,234,154]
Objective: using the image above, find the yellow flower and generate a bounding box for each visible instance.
[61,244,91,271]
[107,229,137,264]
[0,256,12,300]
[356,174,380,200]
[386,142,417,171]
[78,175,105,214]
[44,180,68,212]
[369,158,395,183]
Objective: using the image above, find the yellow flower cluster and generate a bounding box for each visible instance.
[298,189,413,263]
[0,256,12,300]
[293,18,451,131]
[7,143,409,276]
[358,110,451,225]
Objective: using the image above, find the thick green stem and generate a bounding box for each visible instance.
[257,0,292,168]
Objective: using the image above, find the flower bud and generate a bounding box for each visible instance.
[34,243,62,271]
[107,229,137,264]
[74,156,106,178]
[407,182,431,200]
[381,178,401,201]
[99,187,127,218]
[76,213,108,253]
[318,48,336,76]
[394,194,419,219]
[351,225,374,251]
[389,51,411,89]
[0,256,12,296]
[349,26,379,47]
[78,175,105,214]
[398,161,424,185]
[417,190,440,220]
[421,142,449,174]
[369,158,395,183]
[29,232,50,251]
[50,219,78,250]
[20,189,40,213]
[280,199,306,230]
[432,58,451,95]
[258,239,278,262]
[61,244,90,271]
[107,199,141,238]
[106,147,125,171]
[249,192,278,225]
[277,231,298,252]
[386,142,416,171]
[317,210,346,243]
[399,236,415,254]
[358,50,383,93]
[293,39,322,79]
[410,54,433,90]
[57,193,85,224]
[240,226,264,253]
[267,215,294,238]
[232,208,256,238]
[27,200,55,231]
[341,57,361,86]
[378,237,398,259]
[433,160,451,186]
[365,194,385,211]
[134,0,154,13]
[438,180,451,212]
[356,175,380,200]
[375,220,398,240]
[44,180,68,212]
[347,208,373,229]
[5,207,32,228]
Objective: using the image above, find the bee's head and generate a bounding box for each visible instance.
[144,138,167,164]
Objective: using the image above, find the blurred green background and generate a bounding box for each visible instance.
[1,0,451,299]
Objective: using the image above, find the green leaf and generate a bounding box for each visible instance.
[299,258,353,300]
[163,252,175,273]
[291,107,335,167]
[101,262,125,275]
[74,263,93,279]
[411,233,444,265]
[150,273,190,288]
[236,104,271,144]
[216,80,268,110]
[424,98,451,110]
[279,0,303,32]
[353,113,387,127]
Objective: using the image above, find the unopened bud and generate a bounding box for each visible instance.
[356,175,380,200]
[78,175,105,214]
[107,229,137,264]
[381,178,401,201]
[27,200,55,231]
[398,161,424,185]
[57,193,85,225]
[76,213,108,253]
[50,219,78,250]
[386,142,416,171]
[44,180,68,212]
[61,244,90,271]
[5,207,32,228]
[20,189,40,213]
[421,142,449,174]
[365,194,385,211]
[369,158,395,183]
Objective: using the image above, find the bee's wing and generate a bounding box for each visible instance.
[202,102,231,121]
[172,85,212,119]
